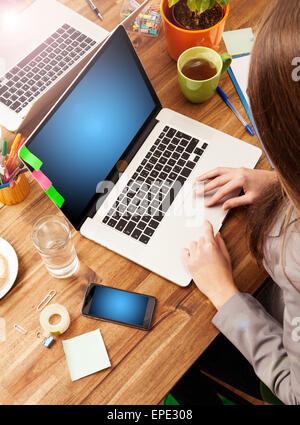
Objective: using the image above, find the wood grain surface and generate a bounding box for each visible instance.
[0,0,269,405]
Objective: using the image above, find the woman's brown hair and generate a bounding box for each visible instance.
[247,0,300,261]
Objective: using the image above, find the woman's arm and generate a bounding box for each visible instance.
[183,221,300,404]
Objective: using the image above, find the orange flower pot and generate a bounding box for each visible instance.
[160,0,229,61]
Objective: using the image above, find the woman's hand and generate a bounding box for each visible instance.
[182,221,239,310]
[196,167,278,210]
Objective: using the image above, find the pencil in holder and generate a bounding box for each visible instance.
[0,174,30,205]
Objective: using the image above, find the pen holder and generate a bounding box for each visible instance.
[0,174,30,205]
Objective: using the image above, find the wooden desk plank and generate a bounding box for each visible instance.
[0,0,268,405]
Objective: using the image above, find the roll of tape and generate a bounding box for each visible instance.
[39,303,70,336]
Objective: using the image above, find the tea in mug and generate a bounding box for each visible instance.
[181,58,218,81]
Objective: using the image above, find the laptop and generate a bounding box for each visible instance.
[19,25,262,287]
[0,0,148,132]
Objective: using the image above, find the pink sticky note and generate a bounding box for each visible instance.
[32,169,52,191]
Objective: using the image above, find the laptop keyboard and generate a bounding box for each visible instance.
[0,24,97,114]
[102,126,208,245]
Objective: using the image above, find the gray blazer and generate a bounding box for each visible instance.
[212,205,300,405]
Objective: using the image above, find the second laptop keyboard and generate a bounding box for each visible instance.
[0,24,97,114]
[102,126,208,245]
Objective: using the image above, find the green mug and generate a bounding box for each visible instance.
[177,47,232,104]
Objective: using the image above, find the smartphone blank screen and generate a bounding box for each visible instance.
[89,286,149,326]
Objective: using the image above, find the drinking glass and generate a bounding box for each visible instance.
[31,215,79,278]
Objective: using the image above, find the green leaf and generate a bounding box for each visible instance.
[216,0,229,7]
[187,0,197,12]
[184,0,228,14]
[168,0,181,7]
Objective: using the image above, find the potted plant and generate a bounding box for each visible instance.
[161,0,229,61]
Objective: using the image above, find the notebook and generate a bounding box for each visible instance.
[228,54,273,168]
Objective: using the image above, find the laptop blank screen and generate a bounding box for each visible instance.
[24,26,159,228]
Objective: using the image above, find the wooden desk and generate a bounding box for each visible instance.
[0,0,269,405]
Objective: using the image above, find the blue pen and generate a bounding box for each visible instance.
[217,86,255,136]
[0,182,10,189]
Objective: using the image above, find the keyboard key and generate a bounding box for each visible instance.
[202,143,208,149]
[157,143,166,152]
[139,234,150,244]
[179,139,189,147]
[108,218,117,227]
[150,170,159,178]
[132,229,142,240]
[162,137,171,145]
[154,163,163,172]
[116,219,127,231]
[153,150,162,158]
[124,221,136,236]
[181,167,192,178]
[175,146,184,153]
[11,101,21,110]
[145,163,153,172]
[159,172,167,180]
[167,158,176,167]
[149,219,160,229]
[11,66,20,75]
[70,31,81,40]
[169,172,177,180]
[186,161,196,169]
[0,86,8,95]
[158,156,167,165]
[185,139,198,153]
[166,128,176,138]
[144,227,154,237]
[195,147,204,155]
[102,216,109,224]
[137,221,146,230]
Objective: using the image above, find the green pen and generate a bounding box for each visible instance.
[1,139,7,166]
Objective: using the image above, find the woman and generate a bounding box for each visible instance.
[182,0,300,405]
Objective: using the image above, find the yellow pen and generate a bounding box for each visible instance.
[6,133,21,172]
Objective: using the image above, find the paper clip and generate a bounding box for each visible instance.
[14,324,27,335]
[36,290,56,312]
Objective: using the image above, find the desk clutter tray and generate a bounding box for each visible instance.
[121,0,162,37]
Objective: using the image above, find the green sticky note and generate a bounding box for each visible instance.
[19,146,43,170]
[62,329,111,381]
[46,185,65,208]
[223,28,254,56]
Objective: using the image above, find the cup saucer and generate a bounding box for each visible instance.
[0,238,18,299]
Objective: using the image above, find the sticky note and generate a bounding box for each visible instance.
[223,28,254,56]
[62,329,111,381]
[32,170,52,191]
[19,146,43,170]
[46,185,65,208]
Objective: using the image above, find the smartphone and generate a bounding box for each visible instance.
[81,283,157,330]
